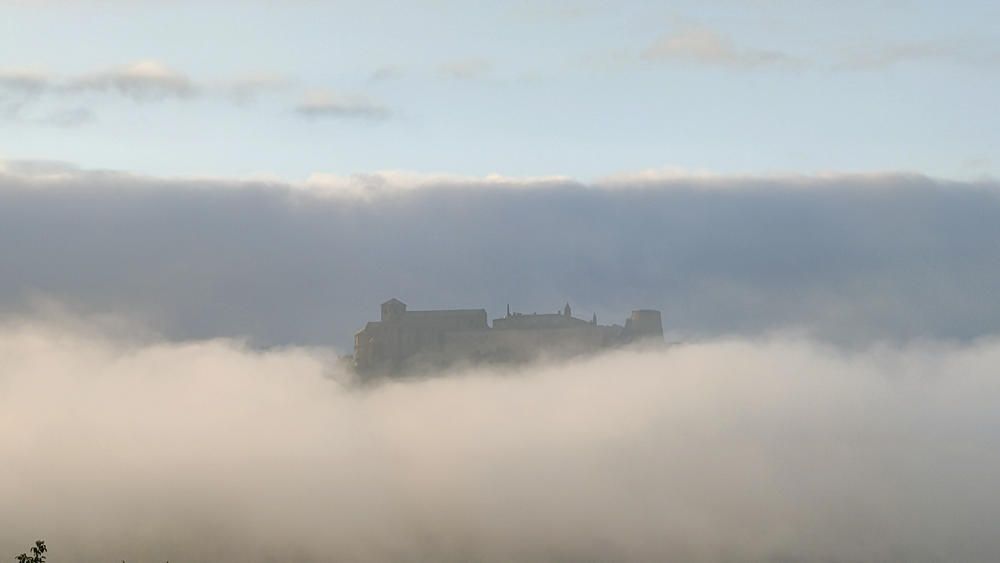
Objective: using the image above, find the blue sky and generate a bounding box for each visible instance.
[1,0,997,180]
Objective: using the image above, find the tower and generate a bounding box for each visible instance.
[563,302,572,318]
[625,309,663,342]
[381,298,407,322]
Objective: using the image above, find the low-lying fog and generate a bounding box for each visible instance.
[3,318,1000,562]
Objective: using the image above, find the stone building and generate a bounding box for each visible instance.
[353,298,662,373]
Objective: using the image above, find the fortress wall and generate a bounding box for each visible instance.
[356,301,657,373]
[439,325,615,364]
[403,310,487,331]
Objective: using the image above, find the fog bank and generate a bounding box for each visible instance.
[3,320,1000,561]
[2,169,1000,348]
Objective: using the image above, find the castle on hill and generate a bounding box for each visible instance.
[353,298,663,373]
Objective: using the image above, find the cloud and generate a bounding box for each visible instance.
[369,64,405,82]
[0,69,51,119]
[963,156,993,171]
[438,58,494,80]
[0,62,295,124]
[67,60,197,101]
[304,170,576,197]
[0,73,95,126]
[0,69,49,95]
[225,74,292,104]
[6,105,98,128]
[0,158,81,177]
[835,40,1000,71]
[2,320,1000,561]
[0,61,194,125]
[295,90,389,120]
[0,164,999,350]
[35,106,97,127]
[641,27,804,69]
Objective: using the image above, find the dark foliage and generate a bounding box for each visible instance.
[14,540,46,563]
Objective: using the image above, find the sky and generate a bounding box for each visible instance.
[1,0,998,181]
[6,3,1000,561]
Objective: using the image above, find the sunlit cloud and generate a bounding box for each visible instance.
[641,26,805,69]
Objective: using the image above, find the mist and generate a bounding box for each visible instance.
[4,318,1000,562]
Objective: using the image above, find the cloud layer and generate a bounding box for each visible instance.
[1,166,998,350]
[2,320,1000,561]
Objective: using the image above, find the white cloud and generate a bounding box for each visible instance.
[303,170,576,198]
[2,320,1000,561]
[594,165,931,190]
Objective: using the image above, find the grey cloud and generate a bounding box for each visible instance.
[642,27,804,69]
[0,62,297,124]
[0,158,81,176]
[295,91,389,119]
[0,103,95,127]
[0,62,195,125]
[963,156,993,171]
[67,60,198,101]
[2,322,1000,561]
[0,168,998,350]
[0,70,51,119]
[36,106,97,127]
[0,70,50,94]
[438,58,493,80]
[225,74,293,104]
[369,64,405,82]
[835,40,1000,70]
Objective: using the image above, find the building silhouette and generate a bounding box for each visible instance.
[353,298,663,373]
